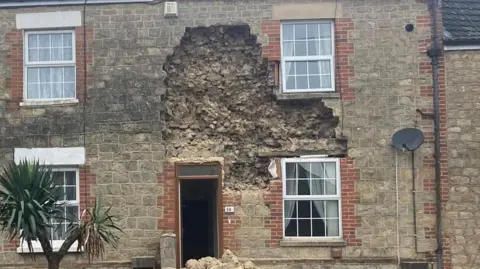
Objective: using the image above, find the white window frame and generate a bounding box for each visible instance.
[281,157,342,240]
[17,167,80,253]
[280,20,335,93]
[23,30,77,101]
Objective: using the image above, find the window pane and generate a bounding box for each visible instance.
[67,206,79,220]
[27,84,39,99]
[286,76,295,90]
[310,179,324,195]
[326,219,339,236]
[285,219,297,237]
[65,83,76,98]
[28,34,38,48]
[52,68,62,83]
[65,187,76,200]
[285,180,297,195]
[294,41,306,56]
[284,62,295,76]
[38,34,50,47]
[307,40,319,56]
[28,49,39,62]
[310,163,323,178]
[312,201,324,218]
[65,171,76,185]
[309,76,321,89]
[283,41,294,57]
[297,163,310,178]
[284,200,297,218]
[51,34,62,47]
[308,61,320,74]
[297,200,310,218]
[282,24,294,40]
[321,75,332,88]
[320,24,331,38]
[63,48,73,61]
[307,24,319,39]
[39,48,51,61]
[27,68,38,83]
[51,48,63,61]
[325,179,336,195]
[52,83,63,98]
[296,76,308,89]
[64,67,75,82]
[63,34,73,47]
[319,39,332,55]
[320,60,331,75]
[326,201,339,218]
[298,180,309,195]
[324,163,336,178]
[298,219,311,236]
[294,24,307,40]
[53,172,64,185]
[295,62,307,75]
[312,219,326,236]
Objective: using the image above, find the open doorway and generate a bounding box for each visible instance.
[176,164,222,267]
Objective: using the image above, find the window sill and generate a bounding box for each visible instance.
[279,239,346,247]
[275,92,340,101]
[20,99,79,107]
[17,243,81,254]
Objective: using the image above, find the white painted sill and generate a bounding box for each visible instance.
[279,239,346,247]
[20,99,79,107]
[17,242,81,253]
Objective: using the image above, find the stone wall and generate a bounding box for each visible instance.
[0,0,443,268]
[445,50,480,269]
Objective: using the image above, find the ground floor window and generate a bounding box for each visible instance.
[281,158,341,238]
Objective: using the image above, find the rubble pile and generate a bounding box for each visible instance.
[185,250,257,269]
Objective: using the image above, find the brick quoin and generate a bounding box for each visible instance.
[158,162,176,232]
[79,165,96,212]
[223,193,241,251]
[4,26,93,111]
[264,158,361,248]
[417,10,451,269]
[260,19,355,102]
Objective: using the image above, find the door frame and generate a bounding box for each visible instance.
[174,162,223,268]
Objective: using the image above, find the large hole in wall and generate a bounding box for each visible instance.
[163,24,347,189]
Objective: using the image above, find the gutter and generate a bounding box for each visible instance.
[0,0,152,8]
[426,0,443,269]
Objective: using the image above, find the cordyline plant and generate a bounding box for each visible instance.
[0,160,123,269]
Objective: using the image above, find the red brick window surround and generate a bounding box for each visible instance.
[281,158,342,239]
[6,26,92,109]
[265,157,361,248]
[261,19,354,100]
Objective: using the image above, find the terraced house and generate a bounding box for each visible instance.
[0,0,476,269]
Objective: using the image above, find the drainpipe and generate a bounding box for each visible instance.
[426,0,443,269]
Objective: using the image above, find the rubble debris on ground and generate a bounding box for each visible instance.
[185,250,256,269]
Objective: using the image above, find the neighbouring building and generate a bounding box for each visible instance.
[443,0,480,269]
[0,0,461,269]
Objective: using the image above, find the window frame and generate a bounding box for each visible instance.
[18,167,80,253]
[281,157,342,240]
[280,20,336,93]
[23,29,77,101]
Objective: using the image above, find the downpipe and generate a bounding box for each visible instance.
[427,0,443,269]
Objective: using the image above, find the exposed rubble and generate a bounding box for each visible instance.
[185,250,256,269]
[163,25,347,188]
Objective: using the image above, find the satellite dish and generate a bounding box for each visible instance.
[391,128,424,151]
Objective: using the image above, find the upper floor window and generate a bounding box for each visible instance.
[24,30,76,101]
[282,158,341,238]
[281,21,335,93]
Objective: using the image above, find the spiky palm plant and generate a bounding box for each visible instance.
[0,160,123,269]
